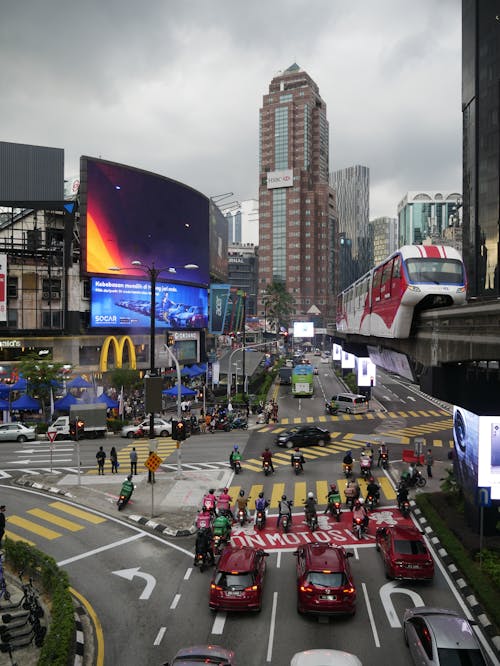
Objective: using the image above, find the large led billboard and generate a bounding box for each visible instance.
[356,357,377,387]
[80,157,209,285]
[293,321,314,338]
[90,277,207,329]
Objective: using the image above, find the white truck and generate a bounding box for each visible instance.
[48,403,108,440]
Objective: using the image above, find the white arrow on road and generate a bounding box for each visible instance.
[379,581,425,628]
[7,458,73,465]
[15,448,74,453]
[112,567,156,600]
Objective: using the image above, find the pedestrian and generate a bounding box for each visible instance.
[110,446,118,474]
[227,400,233,414]
[96,446,106,475]
[130,447,138,475]
[426,448,434,478]
[0,506,5,548]
[199,410,207,434]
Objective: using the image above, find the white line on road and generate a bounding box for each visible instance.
[184,568,192,580]
[406,396,416,401]
[153,626,166,645]
[211,612,226,635]
[266,592,278,662]
[362,582,380,648]
[276,551,282,568]
[170,595,181,610]
[57,533,144,566]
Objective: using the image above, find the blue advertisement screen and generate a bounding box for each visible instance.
[90,277,208,329]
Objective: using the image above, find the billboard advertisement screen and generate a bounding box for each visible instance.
[209,201,228,283]
[293,321,314,338]
[356,357,377,387]
[80,157,209,285]
[90,277,207,329]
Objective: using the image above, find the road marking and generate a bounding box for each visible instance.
[293,481,307,509]
[379,581,424,628]
[27,508,84,532]
[362,582,380,647]
[170,594,181,610]
[49,501,107,523]
[266,592,278,663]
[8,515,62,540]
[276,552,282,568]
[57,533,144,566]
[154,626,167,645]
[70,587,104,666]
[5,530,35,546]
[184,568,192,580]
[269,483,285,508]
[211,612,226,635]
[112,567,156,600]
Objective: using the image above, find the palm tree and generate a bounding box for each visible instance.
[262,280,296,333]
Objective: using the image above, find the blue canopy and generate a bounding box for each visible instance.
[162,384,197,397]
[54,394,79,411]
[94,394,119,409]
[0,399,10,410]
[181,366,197,377]
[187,364,205,376]
[66,376,93,389]
[11,395,40,411]
[10,378,28,391]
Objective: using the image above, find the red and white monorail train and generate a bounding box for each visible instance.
[336,245,467,339]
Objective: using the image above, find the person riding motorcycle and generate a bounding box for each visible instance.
[366,476,381,503]
[235,489,250,521]
[276,494,293,528]
[396,483,410,509]
[304,491,317,525]
[120,474,134,501]
[343,451,353,466]
[344,478,360,505]
[194,527,214,566]
[377,443,389,467]
[352,498,369,530]
[359,452,372,475]
[216,488,233,518]
[202,489,217,515]
[195,507,213,530]
[229,444,242,470]
[254,492,269,524]
[362,443,374,462]
[291,447,305,471]
[212,512,232,542]
[261,447,275,473]
[324,483,342,514]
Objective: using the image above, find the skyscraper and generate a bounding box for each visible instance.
[330,165,370,291]
[258,64,336,325]
[370,216,398,265]
[462,0,500,297]
[397,191,462,247]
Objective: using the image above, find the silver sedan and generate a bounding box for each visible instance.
[0,423,37,442]
[120,418,172,439]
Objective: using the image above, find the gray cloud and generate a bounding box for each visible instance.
[1,0,461,219]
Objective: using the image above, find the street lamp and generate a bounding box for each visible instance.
[110,261,198,477]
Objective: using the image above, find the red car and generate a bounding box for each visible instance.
[209,546,269,612]
[294,542,356,616]
[376,525,434,581]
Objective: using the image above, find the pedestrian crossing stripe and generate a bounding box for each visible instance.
[87,443,178,475]
[5,531,35,546]
[27,508,85,532]
[49,501,106,524]
[8,516,62,540]
[229,476,397,509]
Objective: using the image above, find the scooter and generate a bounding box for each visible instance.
[326,495,342,521]
[230,417,248,430]
[233,459,242,475]
[237,507,248,527]
[262,460,271,476]
[255,509,266,530]
[402,470,427,488]
[325,402,338,415]
[343,463,353,478]
[365,493,378,512]
[304,508,318,532]
[379,452,389,469]
[293,460,303,475]
[352,517,366,540]
[399,499,411,518]
[280,501,293,533]
[117,482,134,511]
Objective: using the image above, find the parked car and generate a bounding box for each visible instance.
[209,545,269,612]
[376,525,434,581]
[171,305,206,328]
[0,423,36,443]
[165,644,236,665]
[293,542,356,616]
[276,426,330,448]
[403,606,488,665]
[120,418,172,439]
[290,650,362,666]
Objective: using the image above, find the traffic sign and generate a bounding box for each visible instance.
[144,452,162,473]
[47,431,57,443]
[477,486,491,507]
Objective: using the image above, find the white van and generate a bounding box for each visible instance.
[332,393,368,414]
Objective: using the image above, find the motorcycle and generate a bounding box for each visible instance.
[293,460,303,475]
[352,517,366,540]
[379,452,389,469]
[343,463,353,478]
[230,417,248,430]
[280,501,293,533]
[262,460,271,476]
[304,509,318,532]
[212,534,227,556]
[202,497,217,517]
[399,499,411,518]
[365,493,378,512]
[325,402,338,415]
[117,482,134,511]
[326,495,342,521]
[237,507,248,527]
[209,418,231,433]
[233,459,242,475]
[255,509,266,530]
[402,470,427,489]
[360,459,372,480]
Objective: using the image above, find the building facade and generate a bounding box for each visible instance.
[258,64,337,326]
[225,199,259,245]
[330,165,371,291]
[370,216,398,265]
[397,191,462,247]
[462,0,500,297]
[227,243,259,315]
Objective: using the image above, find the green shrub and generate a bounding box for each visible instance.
[107,417,124,433]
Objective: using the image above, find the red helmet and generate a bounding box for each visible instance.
[295,447,300,452]
[223,488,228,493]
[354,499,361,507]
[330,483,337,490]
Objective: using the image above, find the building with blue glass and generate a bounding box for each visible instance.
[397,191,462,247]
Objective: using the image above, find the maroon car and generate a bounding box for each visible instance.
[294,542,356,616]
[209,545,269,612]
[376,525,434,581]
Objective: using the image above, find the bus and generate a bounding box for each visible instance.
[291,363,314,397]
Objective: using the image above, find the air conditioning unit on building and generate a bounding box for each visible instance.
[42,291,50,300]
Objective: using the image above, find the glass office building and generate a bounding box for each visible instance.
[397,191,462,247]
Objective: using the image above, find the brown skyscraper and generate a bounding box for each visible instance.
[258,63,337,326]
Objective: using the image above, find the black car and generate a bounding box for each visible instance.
[276,426,331,448]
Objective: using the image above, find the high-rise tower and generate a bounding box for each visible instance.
[258,64,336,326]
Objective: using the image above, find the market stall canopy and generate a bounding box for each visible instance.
[66,376,93,389]
[94,394,119,409]
[11,395,41,411]
[54,394,79,411]
[162,384,197,397]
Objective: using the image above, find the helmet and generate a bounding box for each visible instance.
[307,492,314,499]
[330,483,337,491]
[258,492,264,498]
[295,447,300,452]
[265,447,270,451]
[281,494,287,501]
[209,489,215,494]
[223,488,228,493]
[127,474,133,481]
[354,499,361,507]
[239,489,245,497]
[369,476,375,483]
[358,497,365,505]
[233,444,239,450]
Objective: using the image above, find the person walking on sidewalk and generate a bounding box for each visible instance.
[96,446,106,475]
[110,446,118,474]
[426,449,434,478]
[130,447,138,475]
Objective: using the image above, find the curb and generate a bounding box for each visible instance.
[73,609,85,666]
[128,514,196,537]
[411,501,500,654]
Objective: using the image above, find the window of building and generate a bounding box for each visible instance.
[42,311,62,328]
[42,278,62,300]
[7,277,18,299]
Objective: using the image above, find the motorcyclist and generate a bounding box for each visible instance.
[362,443,374,462]
[195,507,213,530]
[366,476,381,503]
[359,451,372,475]
[194,527,214,566]
[254,492,269,524]
[377,443,389,467]
[202,489,217,516]
[344,478,360,506]
[212,512,232,542]
[235,489,250,522]
[229,444,242,470]
[324,483,342,514]
[352,498,369,530]
[291,447,305,471]
[304,491,317,525]
[276,494,293,528]
[342,450,353,475]
[120,474,134,500]
[396,482,410,509]
[261,447,275,473]
[216,488,233,518]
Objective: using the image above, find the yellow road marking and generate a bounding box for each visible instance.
[27,508,84,532]
[49,501,106,524]
[293,481,307,509]
[316,480,328,505]
[378,477,396,500]
[270,483,285,508]
[5,531,35,546]
[248,484,264,504]
[433,439,443,447]
[70,587,104,666]
[8,516,61,540]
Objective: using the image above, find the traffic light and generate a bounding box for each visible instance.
[70,418,84,441]
[171,419,178,440]
[176,420,187,441]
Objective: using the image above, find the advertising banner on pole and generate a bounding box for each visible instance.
[209,284,230,335]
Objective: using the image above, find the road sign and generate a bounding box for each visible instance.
[47,431,57,443]
[144,452,162,473]
[477,486,491,507]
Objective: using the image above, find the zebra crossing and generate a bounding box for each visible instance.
[86,438,178,475]
[5,500,107,547]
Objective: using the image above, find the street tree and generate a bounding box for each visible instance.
[16,353,65,421]
[262,280,296,332]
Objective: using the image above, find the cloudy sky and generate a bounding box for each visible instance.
[1,0,461,219]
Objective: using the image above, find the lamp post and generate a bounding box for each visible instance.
[241,291,247,403]
[110,261,198,480]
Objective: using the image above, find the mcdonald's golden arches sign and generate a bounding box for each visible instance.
[99,335,137,372]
